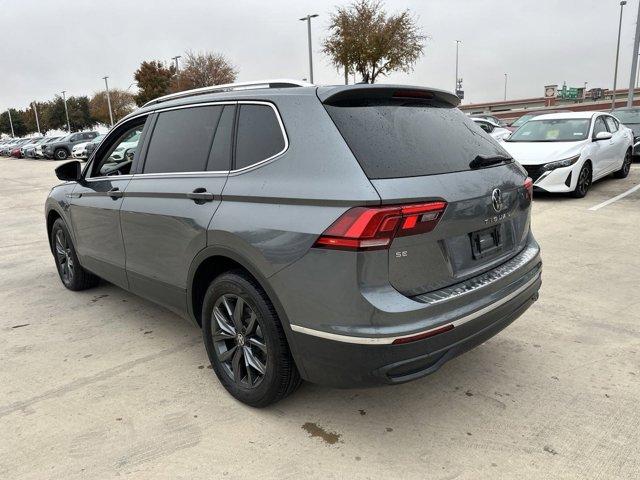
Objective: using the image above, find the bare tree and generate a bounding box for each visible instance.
[172,51,238,92]
[90,89,135,124]
[323,0,426,84]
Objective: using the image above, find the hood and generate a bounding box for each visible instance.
[73,141,89,150]
[500,140,587,166]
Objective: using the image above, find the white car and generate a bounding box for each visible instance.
[500,112,633,197]
[71,141,90,159]
[472,117,512,141]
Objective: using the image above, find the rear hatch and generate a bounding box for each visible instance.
[320,85,532,296]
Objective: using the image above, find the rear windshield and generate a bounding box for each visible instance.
[324,99,509,179]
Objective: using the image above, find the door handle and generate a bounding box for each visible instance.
[186,188,215,202]
[107,187,123,199]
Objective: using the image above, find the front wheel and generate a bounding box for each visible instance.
[54,148,68,160]
[202,271,301,407]
[571,163,592,198]
[614,149,632,179]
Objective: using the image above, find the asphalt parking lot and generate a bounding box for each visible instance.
[1,157,639,480]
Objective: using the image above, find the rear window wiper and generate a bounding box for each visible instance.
[469,154,513,169]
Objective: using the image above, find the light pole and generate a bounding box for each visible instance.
[61,90,71,132]
[299,14,319,84]
[612,1,627,110]
[504,73,508,101]
[32,102,41,135]
[172,55,181,73]
[455,40,461,93]
[7,109,15,137]
[627,0,640,107]
[103,76,114,126]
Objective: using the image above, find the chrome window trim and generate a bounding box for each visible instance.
[130,100,288,178]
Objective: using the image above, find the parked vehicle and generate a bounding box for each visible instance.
[501,112,633,197]
[508,110,571,132]
[82,133,105,158]
[45,80,542,407]
[21,137,46,158]
[612,107,640,157]
[43,131,99,160]
[472,117,512,141]
[5,138,34,157]
[35,137,61,158]
[470,113,508,127]
[71,141,90,159]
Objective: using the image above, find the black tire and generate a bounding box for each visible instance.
[54,148,68,160]
[571,163,592,198]
[614,149,632,179]
[50,218,99,291]
[202,270,301,407]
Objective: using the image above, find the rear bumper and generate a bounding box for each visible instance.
[291,268,541,387]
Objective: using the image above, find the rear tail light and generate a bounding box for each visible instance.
[524,177,533,200]
[313,201,447,251]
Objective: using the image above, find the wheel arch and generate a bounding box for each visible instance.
[187,247,291,332]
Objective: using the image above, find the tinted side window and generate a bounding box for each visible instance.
[235,104,285,170]
[593,117,608,136]
[605,116,618,132]
[207,105,234,171]
[144,106,223,174]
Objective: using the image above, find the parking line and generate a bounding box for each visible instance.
[588,183,640,211]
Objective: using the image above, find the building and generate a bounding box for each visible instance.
[460,85,640,124]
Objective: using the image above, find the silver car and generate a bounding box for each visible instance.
[45,80,542,406]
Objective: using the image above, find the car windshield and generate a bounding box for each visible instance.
[613,109,640,124]
[57,135,71,142]
[511,114,536,128]
[91,134,105,144]
[507,118,591,142]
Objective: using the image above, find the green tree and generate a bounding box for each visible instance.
[172,51,237,92]
[133,60,176,106]
[0,109,26,137]
[90,89,135,125]
[323,0,426,84]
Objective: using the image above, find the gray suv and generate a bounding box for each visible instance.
[44,131,99,160]
[45,80,542,406]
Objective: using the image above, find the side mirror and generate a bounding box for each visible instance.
[594,131,613,141]
[55,161,82,181]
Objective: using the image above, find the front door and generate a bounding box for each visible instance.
[120,103,234,315]
[69,116,150,288]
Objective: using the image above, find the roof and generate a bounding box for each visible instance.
[531,111,601,121]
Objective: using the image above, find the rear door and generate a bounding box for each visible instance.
[591,115,616,178]
[324,94,531,296]
[119,103,234,315]
[604,115,626,172]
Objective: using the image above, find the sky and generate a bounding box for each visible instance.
[1,0,640,110]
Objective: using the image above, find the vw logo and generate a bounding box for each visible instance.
[491,188,503,213]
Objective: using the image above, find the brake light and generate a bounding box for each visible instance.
[524,177,533,200]
[314,201,447,251]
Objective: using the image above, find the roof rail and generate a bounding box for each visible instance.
[142,79,315,107]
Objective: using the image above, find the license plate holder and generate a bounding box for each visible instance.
[470,226,503,259]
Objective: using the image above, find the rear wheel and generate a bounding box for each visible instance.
[571,163,591,198]
[202,271,301,407]
[614,149,632,179]
[51,218,99,290]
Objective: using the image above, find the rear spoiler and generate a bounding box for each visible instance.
[317,84,461,107]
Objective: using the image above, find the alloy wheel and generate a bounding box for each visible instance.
[623,151,632,176]
[54,229,74,284]
[577,165,591,196]
[211,294,267,388]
